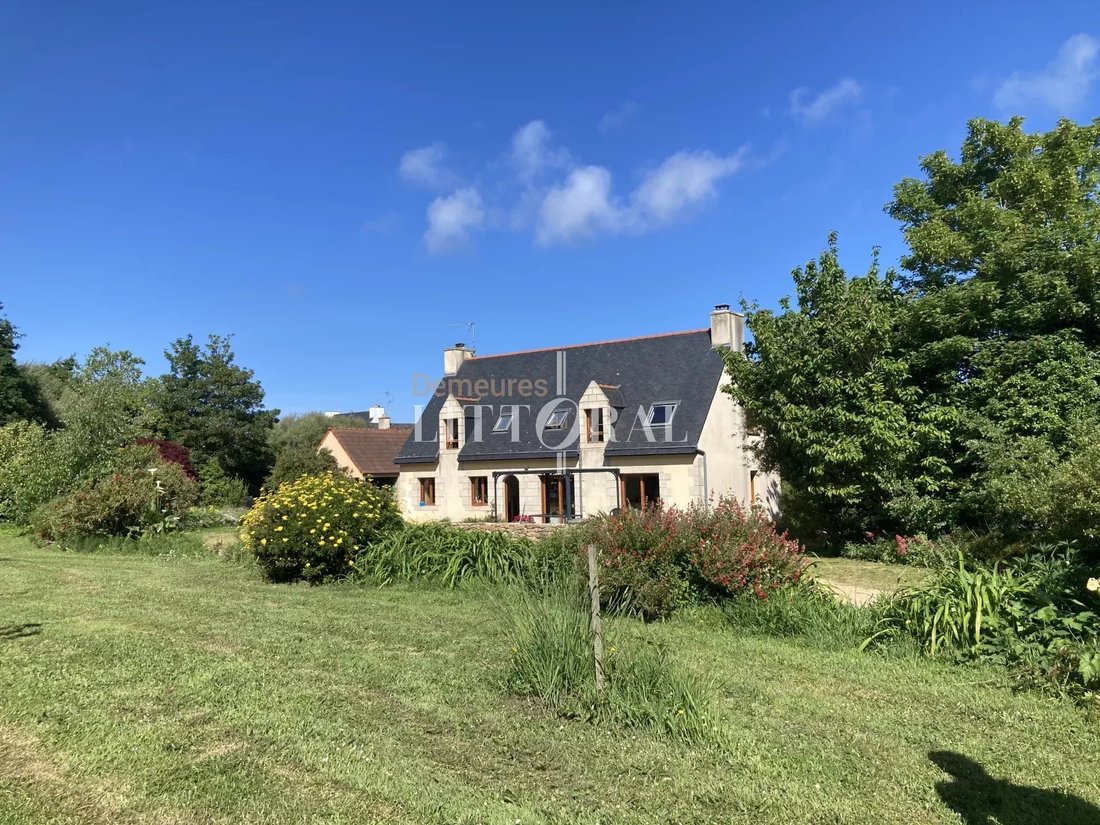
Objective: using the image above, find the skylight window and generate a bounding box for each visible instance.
[544,409,569,430]
[492,411,514,432]
[646,403,676,427]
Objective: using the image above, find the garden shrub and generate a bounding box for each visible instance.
[198,458,249,507]
[264,442,340,491]
[841,532,959,568]
[241,471,402,583]
[960,431,1100,557]
[687,497,804,598]
[33,445,199,541]
[577,498,804,619]
[584,506,692,619]
[1044,436,1100,553]
[0,420,67,523]
[135,438,196,479]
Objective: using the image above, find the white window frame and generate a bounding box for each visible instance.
[544,408,569,430]
[646,403,677,427]
[492,411,514,432]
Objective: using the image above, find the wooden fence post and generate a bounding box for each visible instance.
[586,543,605,695]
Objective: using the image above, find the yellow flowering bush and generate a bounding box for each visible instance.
[240,472,402,582]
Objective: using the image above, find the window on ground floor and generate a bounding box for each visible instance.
[419,477,436,506]
[470,476,488,506]
[621,473,660,510]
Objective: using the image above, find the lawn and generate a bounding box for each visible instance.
[806,556,930,593]
[1,532,1098,824]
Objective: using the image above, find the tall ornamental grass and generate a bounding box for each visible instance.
[500,579,721,744]
[353,523,541,588]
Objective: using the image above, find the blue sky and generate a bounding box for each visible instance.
[1,2,1098,418]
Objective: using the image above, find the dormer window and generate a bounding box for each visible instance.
[647,403,676,427]
[585,408,605,442]
[444,418,459,449]
[492,411,514,432]
[544,409,569,430]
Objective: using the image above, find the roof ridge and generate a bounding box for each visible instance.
[328,425,413,434]
[471,328,710,361]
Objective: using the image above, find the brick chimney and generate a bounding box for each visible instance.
[443,342,475,376]
[709,304,744,351]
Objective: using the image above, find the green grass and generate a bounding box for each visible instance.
[807,555,931,593]
[1,532,1098,823]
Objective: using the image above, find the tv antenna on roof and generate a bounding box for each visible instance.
[449,321,476,351]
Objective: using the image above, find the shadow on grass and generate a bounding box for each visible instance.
[0,623,42,641]
[931,751,1100,825]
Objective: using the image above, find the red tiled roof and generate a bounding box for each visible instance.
[324,427,412,477]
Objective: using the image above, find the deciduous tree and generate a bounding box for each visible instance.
[0,303,50,426]
[157,335,278,488]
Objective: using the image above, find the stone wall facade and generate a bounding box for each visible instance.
[448,521,570,540]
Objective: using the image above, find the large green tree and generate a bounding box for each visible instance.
[0,303,49,426]
[722,236,946,543]
[889,117,1100,537]
[55,347,157,482]
[726,117,1100,548]
[19,357,78,428]
[157,335,278,488]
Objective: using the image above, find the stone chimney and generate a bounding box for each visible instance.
[377,413,391,430]
[443,342,475,376]
[710,304,744,351]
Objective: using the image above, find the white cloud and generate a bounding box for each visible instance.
[994,33,1099,112]
[424,187,484,253]
[631,150,744,224]
[536,166,622,245]
[789,78,862,123]
[399,142,456,189]
[535,149,744,245]
[511,120,570,182]
[598,100,641,134]
[411,120,746,251]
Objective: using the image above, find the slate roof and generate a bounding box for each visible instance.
[394,329,725,464]
[325,427,413,477]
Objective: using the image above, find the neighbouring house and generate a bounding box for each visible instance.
[318,415,413,487]
[393,305,779,522]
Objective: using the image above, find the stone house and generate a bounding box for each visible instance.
[393,305,778,522]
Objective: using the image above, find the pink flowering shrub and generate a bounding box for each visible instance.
[581,497,804,619]
[687,498,804,600]
[585,505,690,620]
